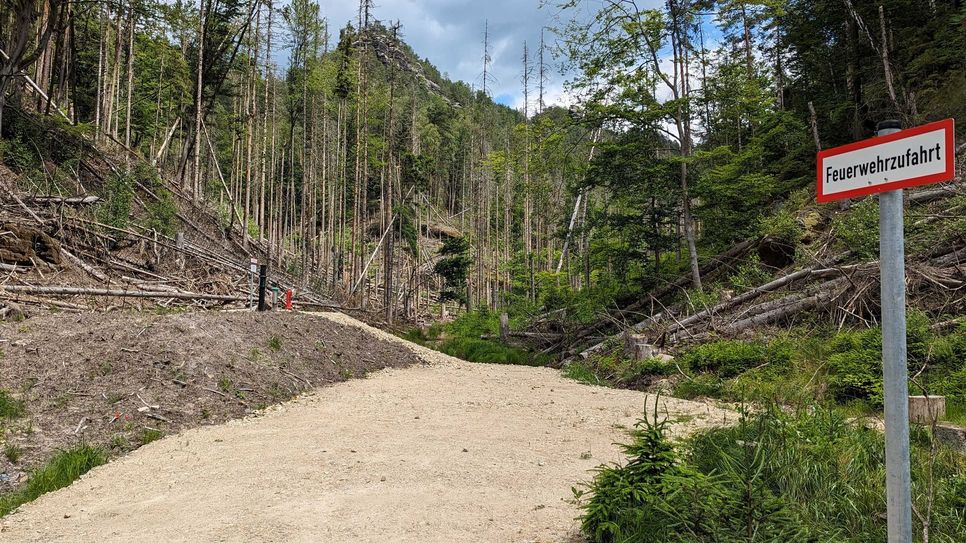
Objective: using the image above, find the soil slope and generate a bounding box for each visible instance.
[1,313,732,542]
[0,310,422,489]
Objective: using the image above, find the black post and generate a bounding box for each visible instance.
[257,264,268,312]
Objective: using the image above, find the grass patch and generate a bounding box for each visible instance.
[3,444,22,463]
[944,403,966,427]
[0,446,106,516]
[680,338,791,378]
[564,354,676,388]
[666,319,966,419]
[397,324,443,346]
[0,390,25,420]
[267,335,282,352]
[564,359,608,386]
[399,310,545,366]
[141,428,163,445]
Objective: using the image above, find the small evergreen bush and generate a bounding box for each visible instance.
[681,339,791,378]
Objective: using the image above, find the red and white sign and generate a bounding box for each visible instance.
[817,119,955,203]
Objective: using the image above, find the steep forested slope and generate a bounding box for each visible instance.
[0,0,597,320]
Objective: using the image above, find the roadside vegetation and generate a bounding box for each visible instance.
[566,314,966,425]
[576,406,966,543]
[563,317,966,541]
[0,446,106,516]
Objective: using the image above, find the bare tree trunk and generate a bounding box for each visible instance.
[124,2,135,167]
[191,0,207,199]
[557,128,600,273]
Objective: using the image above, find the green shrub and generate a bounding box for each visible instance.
[447,309,500,338]
[729,254,772,291]
[144,187,179,236]
[673,373,724,399]
[682,286,718,313]
[0,137,38,172]
[826,315,965,406]
[0,446,106,516]
[759,208,802,245]
[97,172,135,231]
[564,352,675,389]
[397,324,444,346]
[826,338,883,404]
[435,236,472,306]
[398,328,430,345]
[618,357,675,386]
[577,412,701,543]
[681,339,791,378]
[833,198,879,259]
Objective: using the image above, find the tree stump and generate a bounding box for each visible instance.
[908,395,945,424]
[624,334,659,360]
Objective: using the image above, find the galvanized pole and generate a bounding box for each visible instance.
[877,120,912,543]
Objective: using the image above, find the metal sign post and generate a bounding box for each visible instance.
[816,118,956,543]
[875,120,912,543]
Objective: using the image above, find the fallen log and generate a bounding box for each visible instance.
[664,263,869,336]
[24,196,100,206]
[908,185,959,204]
[1,294,88,310]
[930,245,966,268]
[62,249,110,283]
[718,277,849,335]
[576,264,858,359]
[1,285,244,302]
[0,262,29,273]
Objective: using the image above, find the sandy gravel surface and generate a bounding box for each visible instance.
[1,312,731,543]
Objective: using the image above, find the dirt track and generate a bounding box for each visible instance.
[1,312,731,542]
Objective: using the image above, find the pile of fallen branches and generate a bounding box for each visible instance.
[0,188,337,312]
[572,241,964,360]
[0,107,338,313]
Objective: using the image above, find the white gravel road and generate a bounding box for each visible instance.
[1,312,731,542]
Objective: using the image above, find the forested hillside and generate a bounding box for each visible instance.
[1,0,963,324]
[0,0,598,323]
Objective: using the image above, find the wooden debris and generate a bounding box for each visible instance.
[25,196,100,206]
[1,285,244,301]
